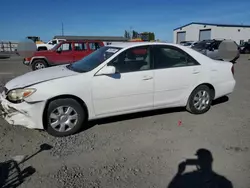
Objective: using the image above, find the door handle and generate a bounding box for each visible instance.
[142,76,153,80]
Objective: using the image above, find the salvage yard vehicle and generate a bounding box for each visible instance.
[180,41,198,48]
[0,42,236,137]
[191,39,240,63]
[239,42,250,54]
[36,39,66,51]
[23,40,104,70]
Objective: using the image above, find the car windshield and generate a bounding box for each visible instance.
[192,41,211,49]
[67,46,121,73]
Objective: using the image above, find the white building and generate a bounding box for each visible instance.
[173,22,250,45]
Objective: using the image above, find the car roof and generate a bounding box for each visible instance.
[108,42,181,49]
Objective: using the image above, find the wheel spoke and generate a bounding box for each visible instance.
[50,113,58,120]
[65,107,73,115]
[59,123,67,132]
[67,121,75,129]
[51,120,60,128]
[57,107,64,115]
[69,114,78,121]
[194,96,199,102]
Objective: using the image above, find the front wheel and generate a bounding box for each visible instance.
[45,98,86,137]
[186,85,213,114]
[32,59,48,71]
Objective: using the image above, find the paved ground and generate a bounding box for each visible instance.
[0,56,250,188]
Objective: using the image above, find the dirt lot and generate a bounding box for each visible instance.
[0,56,250,188]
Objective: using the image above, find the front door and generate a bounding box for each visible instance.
[92,45,154,116]
[152,45,202,107]
[53,42,74,64]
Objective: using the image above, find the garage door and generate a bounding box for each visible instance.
[176,32,186,44]
[199,29,211,40]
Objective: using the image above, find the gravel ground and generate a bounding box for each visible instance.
[0,56,250,188]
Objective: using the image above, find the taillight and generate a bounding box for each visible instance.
[231,65,234,75]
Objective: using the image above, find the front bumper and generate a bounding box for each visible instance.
[23,60,31,66]
[0,93,45,130]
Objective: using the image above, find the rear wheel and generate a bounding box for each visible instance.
[45,98,86,137]
[186,85,213,114]
[32,59,48,71]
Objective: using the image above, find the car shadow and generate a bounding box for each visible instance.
[0,144,53,188]
[82,96,229,132]
[167,148,233,188]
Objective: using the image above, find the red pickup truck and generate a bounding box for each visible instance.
[23,40,104,70]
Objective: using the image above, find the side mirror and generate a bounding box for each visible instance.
[57,49,62,53]
[96,66,116,76]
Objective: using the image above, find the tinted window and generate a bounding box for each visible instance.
[108,46,151,73]
[74,42,87,51]
[89,42,101,51]
[153,46,199,69]
[57,43,72,51]
[210,41,222,50]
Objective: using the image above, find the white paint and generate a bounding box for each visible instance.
[0,42,236,130]
[173,23,250,45]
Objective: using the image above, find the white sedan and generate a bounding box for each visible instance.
[0,42,236,137]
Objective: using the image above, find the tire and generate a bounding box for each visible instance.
[32,59,48,71]
[186,85,213,114]
[45,98,86,137]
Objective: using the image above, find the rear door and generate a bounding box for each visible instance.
[73,42,89,62]
[152,45,202,107]
[51,42,74,65]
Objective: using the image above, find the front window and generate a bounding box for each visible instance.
[57,43,72,51]
[67,46,121,73]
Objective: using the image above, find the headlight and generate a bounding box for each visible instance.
[7,88,36,102]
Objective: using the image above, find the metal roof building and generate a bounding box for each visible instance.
[173,22,250,45]
[53,35,129,42]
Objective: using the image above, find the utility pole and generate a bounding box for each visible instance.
[62,22,64,36]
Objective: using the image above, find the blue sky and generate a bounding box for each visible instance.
[1,0,250,42]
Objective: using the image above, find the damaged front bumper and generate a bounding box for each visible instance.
[0,93,45,130]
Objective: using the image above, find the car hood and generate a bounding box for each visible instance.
[5,65,79,90]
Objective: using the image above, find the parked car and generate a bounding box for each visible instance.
[239,42,250,54]
[0,42,236,137]
[180,41,198,48]
[23,40,104,70]
[36,39,66,51]
[191,39,240,63]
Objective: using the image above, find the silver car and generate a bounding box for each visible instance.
[192,39,240,63]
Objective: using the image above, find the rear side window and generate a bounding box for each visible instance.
[89,42,101,51]
[74,42,87,51]
[153,45,200,69]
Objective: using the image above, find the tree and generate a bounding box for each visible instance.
[149,32,155,41]
[132,30,139,39]
[124,30,131,39]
